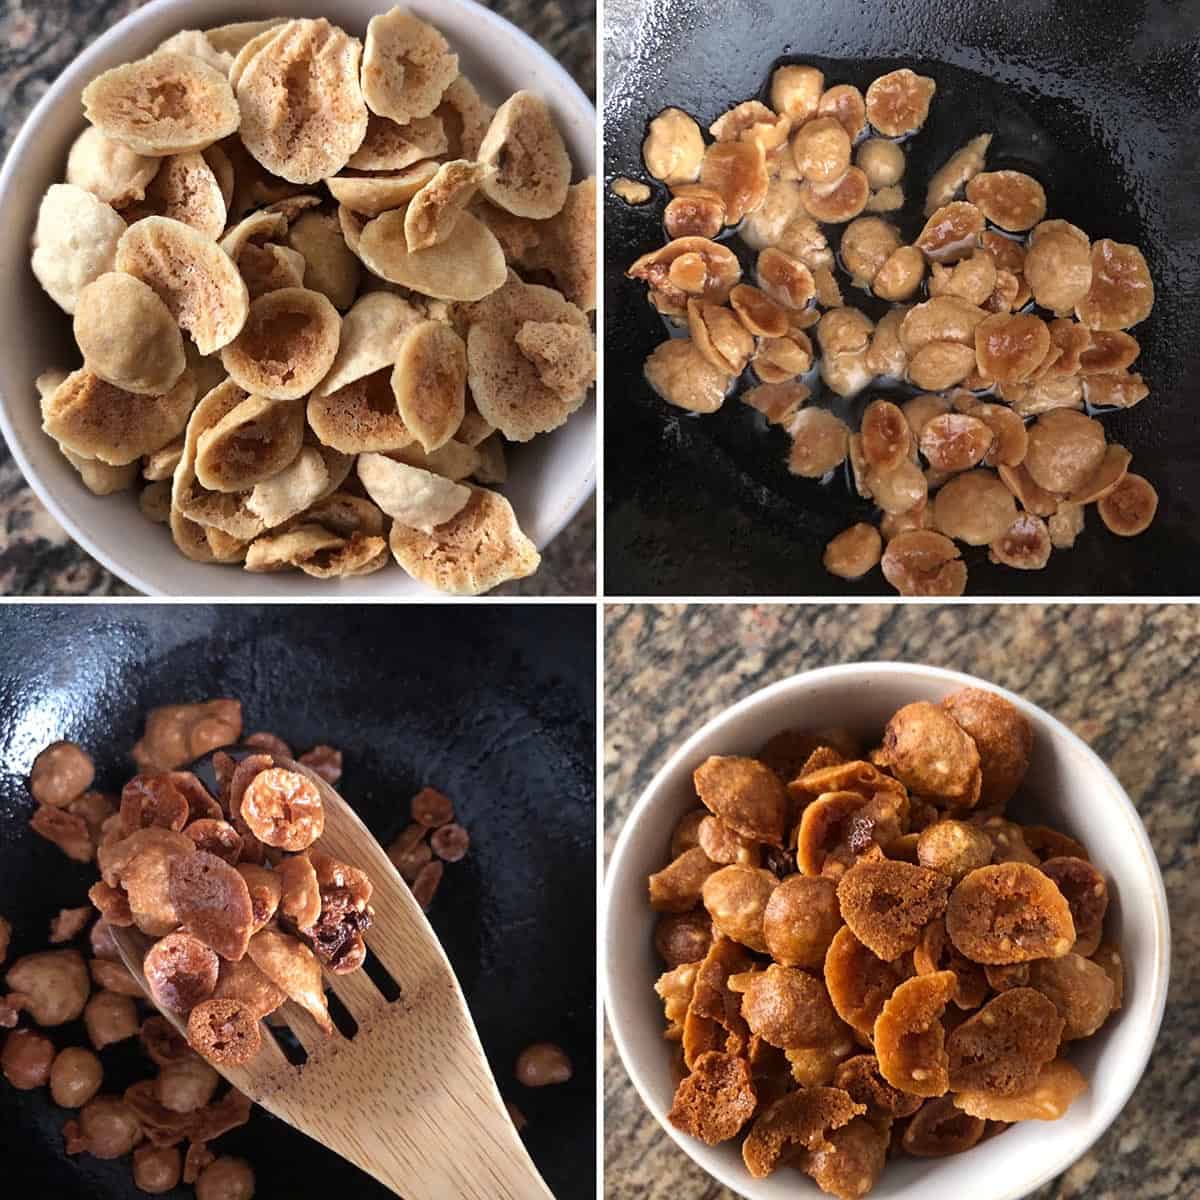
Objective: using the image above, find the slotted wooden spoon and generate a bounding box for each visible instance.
[111,754,555,1200]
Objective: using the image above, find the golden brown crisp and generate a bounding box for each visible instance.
[737,964,847,1051]
[881,530,967,597]
[824,926,903,1038]
[1098,473,1158,536]
[953,1057,1086,1121]
[186,998,261,1065]
[837,860,951,961]
[946,863,1075,963]
[693,755,788,847]
[478,91,571,219]
[702,865,779,953]
[1029,953,1116,1040]
[667,1051,757,1145]
[873,970,956,1096]
[834,1054,923,1119]
[742,1087,865,1178]
[30,742,95,808]
[879,701,981,807]
[946,986,1063,1095]
[143,931,219,1015]
[917,821,993,883]
[362,9,458,125]
[804,1115,890,1199]
[902,1095,986,1155]
[763,875,842,968]
[941,687,1033,808]
[1039,856,1108,957]
[655,910,714,968]
[240,767,324,851]
[168,851,253,962]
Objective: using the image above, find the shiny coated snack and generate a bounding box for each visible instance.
[624,54,1159,594]
[646,683,1123,1197]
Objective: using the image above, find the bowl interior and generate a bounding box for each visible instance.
[605,663,1169,1200]
[0,0,595,596]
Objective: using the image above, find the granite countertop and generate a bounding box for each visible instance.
[604,604,1197,1199]
[0,0,595,596]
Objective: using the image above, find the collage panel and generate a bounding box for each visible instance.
[0,0,596,598]
[0,603,596,1195]
[604,603,1187,1199]
[604,0,1198,597]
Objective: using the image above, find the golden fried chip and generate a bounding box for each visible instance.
[194,393,306,493]
[326,160,439,216]
[116,216,250,354]
[477,91,571,219]
[83,53,240,156]
[314,292,424,398]
[285,211,360,310]
[388,487,539,594]
[245,447,330,528]
[66,126,160,208]
[357,452,469,532]
[391,321,467,451]
[361,9,458,125]
[308,368,415,453]
[404,160,482,252]
[31,184,126,315]
[74,273,186,397]
[124,151,227,239]
[236,18,369,185]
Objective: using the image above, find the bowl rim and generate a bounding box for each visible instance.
[604,660,1172,1200]
[0,0,596,597]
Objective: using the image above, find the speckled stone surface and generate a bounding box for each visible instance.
[0,0,595,596]
[604,604,1198,1200]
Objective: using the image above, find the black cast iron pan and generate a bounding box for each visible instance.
[0,605,595,1197]
[604,0,1200,596]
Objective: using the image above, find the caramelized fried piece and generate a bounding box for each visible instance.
[737,964,848,1051]
[912,918,987,1009]
[702,865,779,954]
[763,875,842,968]
[169,851,254,962]
[693,755,788,847]
[247,928,332,1034]
[667,1051,757,1146]
[1098,473,1158,536]
[953,1057,1086,1121]
[743,1087,865,1178]
[881,531,966,597]
[903,1095,986,1155]
[1075,239,1154,330]
[186,999,261,1066]
[946,863,1075,963]
[648,847,718,914]
[655,910,714,968]
[239,768,324,851]
[837,860,950,962]
[873,971,956,1096]
[940,688,1032,808]
[1040,857,1108,956]
[865,69,935,136]
[879,702,981,807]
[834,1054,923,1119]
[825,926,903,1038]
[144,932,219,1016]
[917,821,993,883]
[1029,953,1116,1040]
[947,985,1063,1097]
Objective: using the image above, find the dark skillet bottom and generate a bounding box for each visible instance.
[604,0,1200,595]
[0,605,596,1197]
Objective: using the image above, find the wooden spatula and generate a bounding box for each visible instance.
[111,754,555,1200]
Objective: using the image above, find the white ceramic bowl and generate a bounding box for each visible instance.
[0,0,595,596]
[605,662,1170,1200]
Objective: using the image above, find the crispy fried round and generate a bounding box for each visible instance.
[919,413,993,472]
[186,998,261,1066]
[239,767,323,851]
[1075,239,1154,330]
[946,863,1075,964]
[67,126,160,207]
[116,217,249,355]
[362,10,458,125]
[101,828,196,936]
[742,1087,865,1179]
[988,512,1053,571]
[143,932,219,1015]
[835,1054,923,1119]
[667,1051,757,1146]
[247,928,332,1033]
[702,865,779,954]
[31,184,126,315]
[1038,856,1107,956]
[219,287,341,401]
[74,273,186,397]
[43,368,195,469]
[739,964,847,1052]
[476,90,571,219]
[763,875,842,968]
[121,774,189,832]
[880,701,981,807]
[184,819,243,866]
[903,1095,985,1155]
[1029,953,1115,1040]
[1098,473,1158,536]
[866,68,936,136]
[824,926,903,1038]
[1024,409,1107,495]
[168,850,254,961]
[693,755,788,847]
[212,957,286,1020]
[804,1114,889,1197]
[359,209,506,302]
[388,486,539,594]
[915,202,984,263]
[946,987,1063,1094]
[276,852,322,929]
[801,167,869,224]
[236,18,368,185]
[126,151,227,239]
[1025,230,1093,312]
[975,312,1051,385]
[917,821,993,884]
[837,860,951,962]
[655,910,714,967]
[881,530,966,597]
[281,212,359,311]
[941,687,1032,808]
[953,1057,1086,1121]
[83,53,239,156]
[873,971,956,1096]
[966,171,1046,231]
[193,393,305,493]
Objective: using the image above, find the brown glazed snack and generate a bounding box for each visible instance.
[645,683,1120,1197]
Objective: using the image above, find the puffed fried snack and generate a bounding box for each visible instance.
[30,7,595,595]
[645,684,1122,1196]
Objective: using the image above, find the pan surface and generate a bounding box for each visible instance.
[0,605,595,1196]
[604,0,1200,596]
